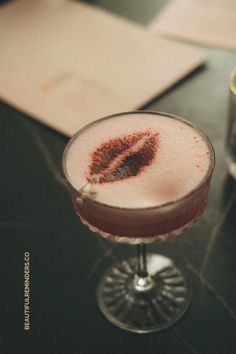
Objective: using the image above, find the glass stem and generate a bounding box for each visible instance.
[134,244,153,292]
[137,244,148,278]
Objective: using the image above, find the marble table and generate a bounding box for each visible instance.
[0,0,235,353]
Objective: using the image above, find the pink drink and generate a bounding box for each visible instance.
[63,112,215,244]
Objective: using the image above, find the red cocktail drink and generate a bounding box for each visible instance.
[62,111,215,333]
[63,111,214,244]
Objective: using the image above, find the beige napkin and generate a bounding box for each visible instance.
[0,0,206,136]
[149,0,236,50]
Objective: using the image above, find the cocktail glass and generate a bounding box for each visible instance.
[62,111,215,333]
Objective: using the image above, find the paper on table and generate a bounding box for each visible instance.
[149,0,236,51]
[0,0,206,136]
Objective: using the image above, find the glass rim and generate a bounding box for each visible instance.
[62,110,215,211]
[229,67,236,96]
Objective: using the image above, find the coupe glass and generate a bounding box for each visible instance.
[62,111,215,333]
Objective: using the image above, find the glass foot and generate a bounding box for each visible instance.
[96,254,191,333]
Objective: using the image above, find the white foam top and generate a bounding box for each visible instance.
[65,113,212,208]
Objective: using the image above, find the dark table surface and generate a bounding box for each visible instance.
[1,1,236,353]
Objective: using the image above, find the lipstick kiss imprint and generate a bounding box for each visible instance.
[87,130,159,183]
